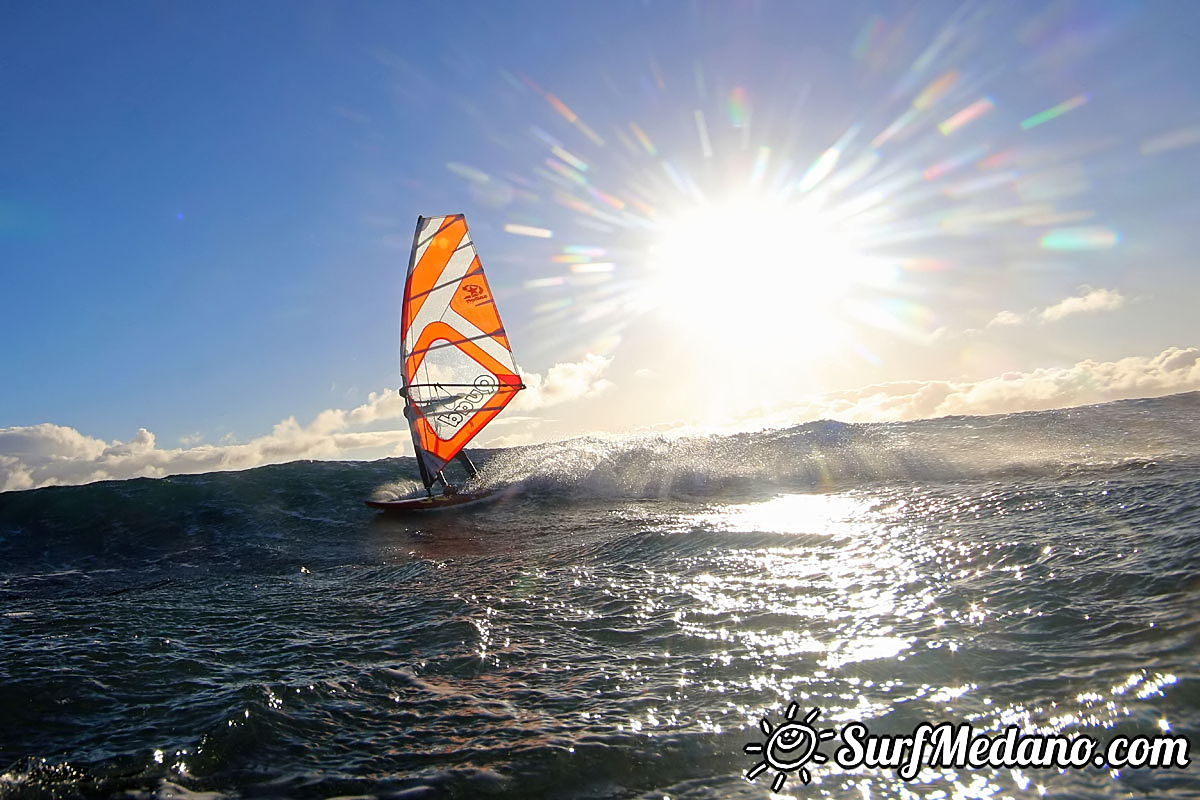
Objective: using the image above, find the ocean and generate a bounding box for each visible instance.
[2,393,1198,799]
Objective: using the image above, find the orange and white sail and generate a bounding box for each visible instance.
[400,215,523,482]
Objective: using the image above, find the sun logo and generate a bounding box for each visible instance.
[743,703,836,792]
[460,283,487,303]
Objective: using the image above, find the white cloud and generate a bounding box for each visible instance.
[988,310,1025,327]
[0,417,414,492]
[0,423,107,462]
[6,347,1194,491]
[0,455,35,492]
[987,287,1126,328]
[0,355,615,491]
[0,387,418,491]
[512,353,613,411]
[1158,347,1200,372]
[472,354,616,448]
[774,346,1200,425]
[1039,287,1125,322]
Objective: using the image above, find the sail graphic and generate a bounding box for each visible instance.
[401,215,523,485]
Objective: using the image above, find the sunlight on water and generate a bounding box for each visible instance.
[686,492,876,536]
[4,409,1198,798]
[589,480,1195,798]
[653,492,953,728]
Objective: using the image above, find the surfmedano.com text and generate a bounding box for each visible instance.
[837,721,1191,780]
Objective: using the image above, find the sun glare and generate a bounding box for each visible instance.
[646,195,873,346]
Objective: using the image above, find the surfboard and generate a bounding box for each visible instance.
[368,214,525,513]
[365,489,497,513]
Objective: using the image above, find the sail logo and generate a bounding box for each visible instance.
[440,375,498,429]
[460,283,489,304]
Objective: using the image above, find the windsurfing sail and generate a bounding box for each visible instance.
[400,214,524,491]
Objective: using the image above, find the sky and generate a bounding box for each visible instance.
[3,0,1200,490]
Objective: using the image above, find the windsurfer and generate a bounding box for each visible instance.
[402,390,479,496]
[436,452,479,496]
[366,214,524,513]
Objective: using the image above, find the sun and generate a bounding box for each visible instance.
[645,193,875,348]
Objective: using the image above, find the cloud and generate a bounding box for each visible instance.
[988,287,1126,327]
[0,385,420,491]
[6,348,1194,491]
[0,418,414,493]
[775,346,1200,425]
[1039,287,1125,322]
[0,423,107,462]
[481,354,616,448]
[987,310,1025,327]
[512,353,613,411]
[0,355,615,491]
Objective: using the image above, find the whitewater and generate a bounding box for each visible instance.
[1,393,1197,798]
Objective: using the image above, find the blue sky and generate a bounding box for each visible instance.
[4,1,1200,488]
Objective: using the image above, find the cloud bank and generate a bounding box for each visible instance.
[0,418,414,493]
[0,355,614,492]
[770,346,1200,426]
[3,348,1198,491]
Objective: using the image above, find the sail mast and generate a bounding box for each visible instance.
[400,216,436,492]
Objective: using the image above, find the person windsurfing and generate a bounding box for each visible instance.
[401,386,479,497]
[437,450,479,496]
[365,215,525,514]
